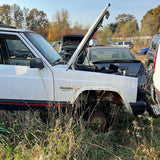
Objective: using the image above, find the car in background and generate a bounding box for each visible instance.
[82,46,146,86]
[151,41,160,105]
[59,34,84,61]
[145,33,160,71]
[89,39,97,47]
[114,41,134,49]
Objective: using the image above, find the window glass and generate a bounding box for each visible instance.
[25,32,61,65]
[90,48,135,61]
[5,36,33,66]
[124,41,132,45]
[118,41,123,45]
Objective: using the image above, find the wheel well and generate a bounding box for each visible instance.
[74,90,125,126]
[76,90,124,106]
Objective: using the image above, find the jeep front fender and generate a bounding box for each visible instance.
[71,86,133,114]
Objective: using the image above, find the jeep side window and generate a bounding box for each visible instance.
[5,37,34,66]
[0,35,33,66]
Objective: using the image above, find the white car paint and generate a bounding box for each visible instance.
[53,64,138,113]
[0,4,143,116]
[0,64,53,101]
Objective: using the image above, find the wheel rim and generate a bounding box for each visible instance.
[89,112,106,130]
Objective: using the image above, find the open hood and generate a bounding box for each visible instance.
[62,34,84,46]
[67,3,111,70]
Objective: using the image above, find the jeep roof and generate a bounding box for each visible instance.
[0,26,32,33]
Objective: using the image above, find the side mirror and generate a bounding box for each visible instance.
[30,58,44,69]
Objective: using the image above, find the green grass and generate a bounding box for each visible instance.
[0,110,160,160]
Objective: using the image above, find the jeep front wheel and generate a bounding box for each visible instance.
[88,112,107,131]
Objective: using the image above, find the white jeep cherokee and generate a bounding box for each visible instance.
[0,4,154,127]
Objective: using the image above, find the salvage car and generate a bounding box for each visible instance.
[145,33,160,71]
[114,41,134,49]
[151,41,160,105]
[82,46,146,86]
[0,4,158,129]
[144,33,160,93]
[59,34,84,61]
[89,39,97,47]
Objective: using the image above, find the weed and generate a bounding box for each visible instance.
[0,109,160,159]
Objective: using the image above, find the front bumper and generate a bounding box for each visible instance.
[130,100,146,116]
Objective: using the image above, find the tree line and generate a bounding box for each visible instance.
[0,4,159,43]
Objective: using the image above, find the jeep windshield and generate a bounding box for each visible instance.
[25,32,62,65]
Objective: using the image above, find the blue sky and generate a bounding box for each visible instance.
[0,0,159,28]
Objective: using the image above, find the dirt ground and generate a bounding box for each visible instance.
[130,48,147,64]
[134,52,146,64]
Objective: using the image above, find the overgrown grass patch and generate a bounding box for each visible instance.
[0,111,160,159]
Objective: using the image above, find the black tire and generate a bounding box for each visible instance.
[88,112,107,131]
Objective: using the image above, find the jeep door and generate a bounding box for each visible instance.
[0,33,54,109]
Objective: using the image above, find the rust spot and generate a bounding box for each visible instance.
[81,90,124,106]
[103,92,123,105]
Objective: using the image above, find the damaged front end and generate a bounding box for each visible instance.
[67,3,159,120]
[131,87,160,118]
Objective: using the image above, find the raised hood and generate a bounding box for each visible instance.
[62,34,84,47]
[67,3,111,69]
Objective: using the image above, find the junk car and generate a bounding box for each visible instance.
[0,4,158,129]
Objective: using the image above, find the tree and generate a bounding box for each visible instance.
[22,7,30,29]
[140,5,160,36]
[72,22,88,35]
[11,4,24,28]
[121,21,139,37]
[36,26,48,39]
[114,14,138,37]
[54,9,70,37]
[140,13,157,36]
[72,22,83,34]
[108,23,117,34]
[153,5,160,32]
[116,14,136,28]
[26,8,48,31]
[47,22,60,42]
[47,9,70,41]
[0,4,12,25]
[96,25,113,45]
